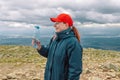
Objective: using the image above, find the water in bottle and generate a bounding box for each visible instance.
[32,26,40,48]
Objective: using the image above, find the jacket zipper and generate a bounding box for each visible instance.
[50,40,58,80]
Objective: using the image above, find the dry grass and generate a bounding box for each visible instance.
[0,45,120,80]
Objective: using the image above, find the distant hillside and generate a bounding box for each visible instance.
[0,45,46,63]
[0,45,120,80]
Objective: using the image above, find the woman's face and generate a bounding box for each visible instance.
[54,22,69,32]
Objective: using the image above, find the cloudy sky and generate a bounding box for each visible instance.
[0,0,120,29]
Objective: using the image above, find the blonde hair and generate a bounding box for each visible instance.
[72,26,80,42]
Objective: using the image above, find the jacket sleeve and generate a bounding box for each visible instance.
[37,37,53,58]
[67,40,83,80]
[37,45,49,58]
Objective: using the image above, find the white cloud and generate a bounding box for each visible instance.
[0,0,120,28]
[76,23,120,28]
[8,22,33,28]
[85,11,119,23]
[0,21,34,29]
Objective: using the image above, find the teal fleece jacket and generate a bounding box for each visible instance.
[37,28,83,80]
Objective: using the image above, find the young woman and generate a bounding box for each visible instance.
[35,13,83,80]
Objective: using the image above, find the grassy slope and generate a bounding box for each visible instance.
[0,45,46,68]
[0,45,120,79]
[0,45,120,63]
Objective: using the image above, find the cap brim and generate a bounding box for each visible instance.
[50,18,62,22]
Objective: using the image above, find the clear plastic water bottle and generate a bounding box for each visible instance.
[32,26,40,48]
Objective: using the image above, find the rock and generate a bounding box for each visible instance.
[116,73,120,78]
[85,69,92,74]
[99,64,110,72]
[0,54,3,58]
[83,68,92,74]
[32,77,40,80]
[107,72,116,78]
[7,73,17,79]
[1,75,7,80]
[106,76,112,79]
[100,63,120,72]
[109,64,120,72]
[88,76,102,80]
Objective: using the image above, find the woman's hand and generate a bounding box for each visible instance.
[32,39,42,50]
[32,39,35,47]
[36,41,41,50]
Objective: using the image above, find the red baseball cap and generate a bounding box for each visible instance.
[50,13,73,26]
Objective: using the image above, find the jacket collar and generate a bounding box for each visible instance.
[55,28,75,41]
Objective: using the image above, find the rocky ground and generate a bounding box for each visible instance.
[0,45,120,80]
